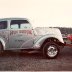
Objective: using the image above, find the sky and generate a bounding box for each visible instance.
[0,0,72,28]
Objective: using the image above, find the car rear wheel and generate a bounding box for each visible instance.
[0,43,3,54]
[43,42,60,59]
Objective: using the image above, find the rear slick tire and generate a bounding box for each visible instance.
[0,43,3,54]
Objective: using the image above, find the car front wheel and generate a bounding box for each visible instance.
[43,42,60,59]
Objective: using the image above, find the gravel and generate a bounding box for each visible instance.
[0,40,72,71]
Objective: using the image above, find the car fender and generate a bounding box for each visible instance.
[33,34,64,49]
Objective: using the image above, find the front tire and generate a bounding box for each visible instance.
[43,42,60,59]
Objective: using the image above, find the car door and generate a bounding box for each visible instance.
[9,19,34,49]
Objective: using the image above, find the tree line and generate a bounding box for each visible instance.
[53,27,72,35]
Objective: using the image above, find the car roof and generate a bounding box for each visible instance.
[0,18,28,21]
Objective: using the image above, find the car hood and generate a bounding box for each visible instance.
[34,27,61,36]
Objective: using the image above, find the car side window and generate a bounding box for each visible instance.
[10,20,29,29]
[0,21,7,29]
[10,24,19,29]
[20,23,32,29]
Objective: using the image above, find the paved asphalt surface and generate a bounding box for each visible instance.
[0,40,72,71]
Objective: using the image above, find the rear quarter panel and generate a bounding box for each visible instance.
[0,29,9,49]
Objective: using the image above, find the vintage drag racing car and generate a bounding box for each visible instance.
[0,18,64,59]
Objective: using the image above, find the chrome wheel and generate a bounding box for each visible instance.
[47,45,58,57]
[43,42,59,59]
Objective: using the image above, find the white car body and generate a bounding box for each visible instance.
[0,18,64,50]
